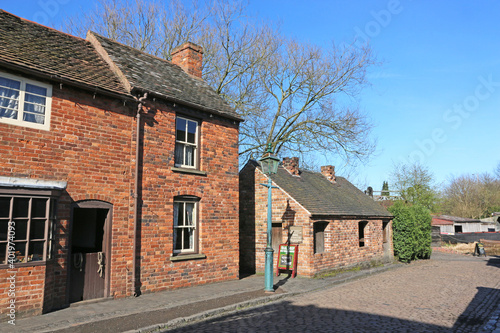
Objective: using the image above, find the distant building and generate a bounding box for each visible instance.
[432,215,497,234]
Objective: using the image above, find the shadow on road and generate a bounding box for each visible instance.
[163,300,450,332]
[163,278,500,333]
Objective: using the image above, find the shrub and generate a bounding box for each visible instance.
[389,201,432,262]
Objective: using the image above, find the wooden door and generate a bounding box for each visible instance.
[272,223,282,254]
[69,202,111,303]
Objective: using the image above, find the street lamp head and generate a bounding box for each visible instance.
[259,143,280,175]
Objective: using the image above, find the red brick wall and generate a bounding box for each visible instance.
[239,163,393,277]
[0,70,239,318]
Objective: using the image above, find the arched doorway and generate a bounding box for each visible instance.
[68,200,112,303]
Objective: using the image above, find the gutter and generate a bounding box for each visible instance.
[130,88,243,123]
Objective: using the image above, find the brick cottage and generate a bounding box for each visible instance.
[240,158,393,277]
[0,10,242,318]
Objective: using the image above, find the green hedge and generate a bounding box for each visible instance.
[388,201,432,262]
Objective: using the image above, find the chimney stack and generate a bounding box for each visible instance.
[171,42,204,78]
[282,157,300,176]
[321,165,336,183]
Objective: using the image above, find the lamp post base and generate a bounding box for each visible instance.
[264,247,274,292]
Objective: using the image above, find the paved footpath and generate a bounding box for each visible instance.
[163,253,500,333]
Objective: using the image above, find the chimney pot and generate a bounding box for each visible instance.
[321,165,336,183]
[282,157,300,176]
[171,42,204,78]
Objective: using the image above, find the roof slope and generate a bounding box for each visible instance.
[89,32,242,121]
[0,10,129,96]
[432,215,481,223]
[270,166,392,218]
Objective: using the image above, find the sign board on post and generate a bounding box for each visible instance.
[276,244,298,278]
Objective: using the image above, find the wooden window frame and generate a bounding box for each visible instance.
[174,116,199,169]
[0,190,58,267]
[173,196,200,255]
[0,71,52,131]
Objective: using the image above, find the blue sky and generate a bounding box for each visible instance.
[3,0,500,191]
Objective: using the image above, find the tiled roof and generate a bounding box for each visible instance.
[89,32,242,121]
[0,10,130,96]
[269,165,392,218]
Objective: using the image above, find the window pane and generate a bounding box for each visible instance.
[185,145,195,167]
[23,111,45,124]
[173,203,179,227]
[13,198,29,218]
[28,241,45,262]
[183,227,193,250]
[14,219,28,240]
[14,242,26,263]
[30,219,46,240]
[0,95,19,109]
[0,77,21,120]
[177,202,184,226]
[187,121,197,144]
[175,143,184,166]
[0,107,18,119]
[24,93,46,106]
[24,101,46,114]
[185,203,194,226]
[25,83,47,96]
[0,197,10,218]
[0,77,21,90]
[174,229,182,250]
[0,244,5,264]
[0,220,8,241]
[32,198,48,218]
[176,118,186,141]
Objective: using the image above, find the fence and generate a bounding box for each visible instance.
[440,232,500,244]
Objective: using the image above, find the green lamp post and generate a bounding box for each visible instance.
[258,143,280,292]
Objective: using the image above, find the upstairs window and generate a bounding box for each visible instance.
[0,72,52,130]
[175,116,198,168]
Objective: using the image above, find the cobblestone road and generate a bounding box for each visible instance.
[165,254,500,332]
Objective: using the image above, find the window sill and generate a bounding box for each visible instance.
[171,167,207,176]
[170,253,206,262]
[0,260,47,269]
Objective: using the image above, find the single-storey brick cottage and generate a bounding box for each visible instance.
[0,10,242,318]
[240,158,393,277]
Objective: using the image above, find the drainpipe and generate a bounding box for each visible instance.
[132,92,147,297]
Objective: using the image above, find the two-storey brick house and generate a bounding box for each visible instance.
[0,10,242,318]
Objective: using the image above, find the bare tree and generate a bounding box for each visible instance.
[391,162,438,211]
[442,173,500,219]
[64,0,376,166]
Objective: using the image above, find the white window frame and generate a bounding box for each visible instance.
[0,71,52,131]
[175,116,199,169]
[173,199,198,254]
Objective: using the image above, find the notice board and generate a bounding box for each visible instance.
[276,244,298,277]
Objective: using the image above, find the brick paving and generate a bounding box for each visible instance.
[163,253,500,332]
